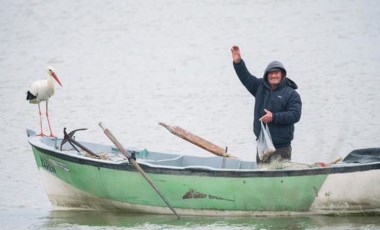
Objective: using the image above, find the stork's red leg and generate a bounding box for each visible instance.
[37,103,45,136]
[46,100,55,137]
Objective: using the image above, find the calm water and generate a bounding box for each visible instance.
[0,0,379,229]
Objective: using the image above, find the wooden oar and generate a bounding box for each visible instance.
[98,122,180,219]
[159,122,236,158]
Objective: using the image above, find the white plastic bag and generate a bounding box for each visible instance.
[257,121,276,162]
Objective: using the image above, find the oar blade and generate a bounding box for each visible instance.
[159,122,236,158]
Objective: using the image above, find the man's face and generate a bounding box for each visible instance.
[268,71,283,85]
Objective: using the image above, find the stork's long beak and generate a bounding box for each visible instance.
[52,72,63,87]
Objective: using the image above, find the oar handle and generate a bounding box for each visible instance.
[98,122,106,132]
[98,122,180,219]
[98,122,131,161]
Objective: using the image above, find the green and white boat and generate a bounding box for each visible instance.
[27,129,380,216]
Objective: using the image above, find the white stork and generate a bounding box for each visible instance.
[27,66,63,137]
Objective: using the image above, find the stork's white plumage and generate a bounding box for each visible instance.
[27,66,63,137]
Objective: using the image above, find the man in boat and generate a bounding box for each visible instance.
[231,46,302,163]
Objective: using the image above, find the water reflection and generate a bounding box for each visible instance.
[41,210,380,229]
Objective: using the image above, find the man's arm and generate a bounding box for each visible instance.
[231,46,260,96]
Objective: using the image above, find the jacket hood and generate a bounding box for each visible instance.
[263,61,298,90]
[264,61,287,79]
[284,77,298,89]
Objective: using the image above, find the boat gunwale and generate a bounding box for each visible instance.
[28,137,380,178]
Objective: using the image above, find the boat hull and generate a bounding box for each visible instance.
[29,135,380,216]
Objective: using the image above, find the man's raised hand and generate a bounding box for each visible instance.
[231,45,241,63]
